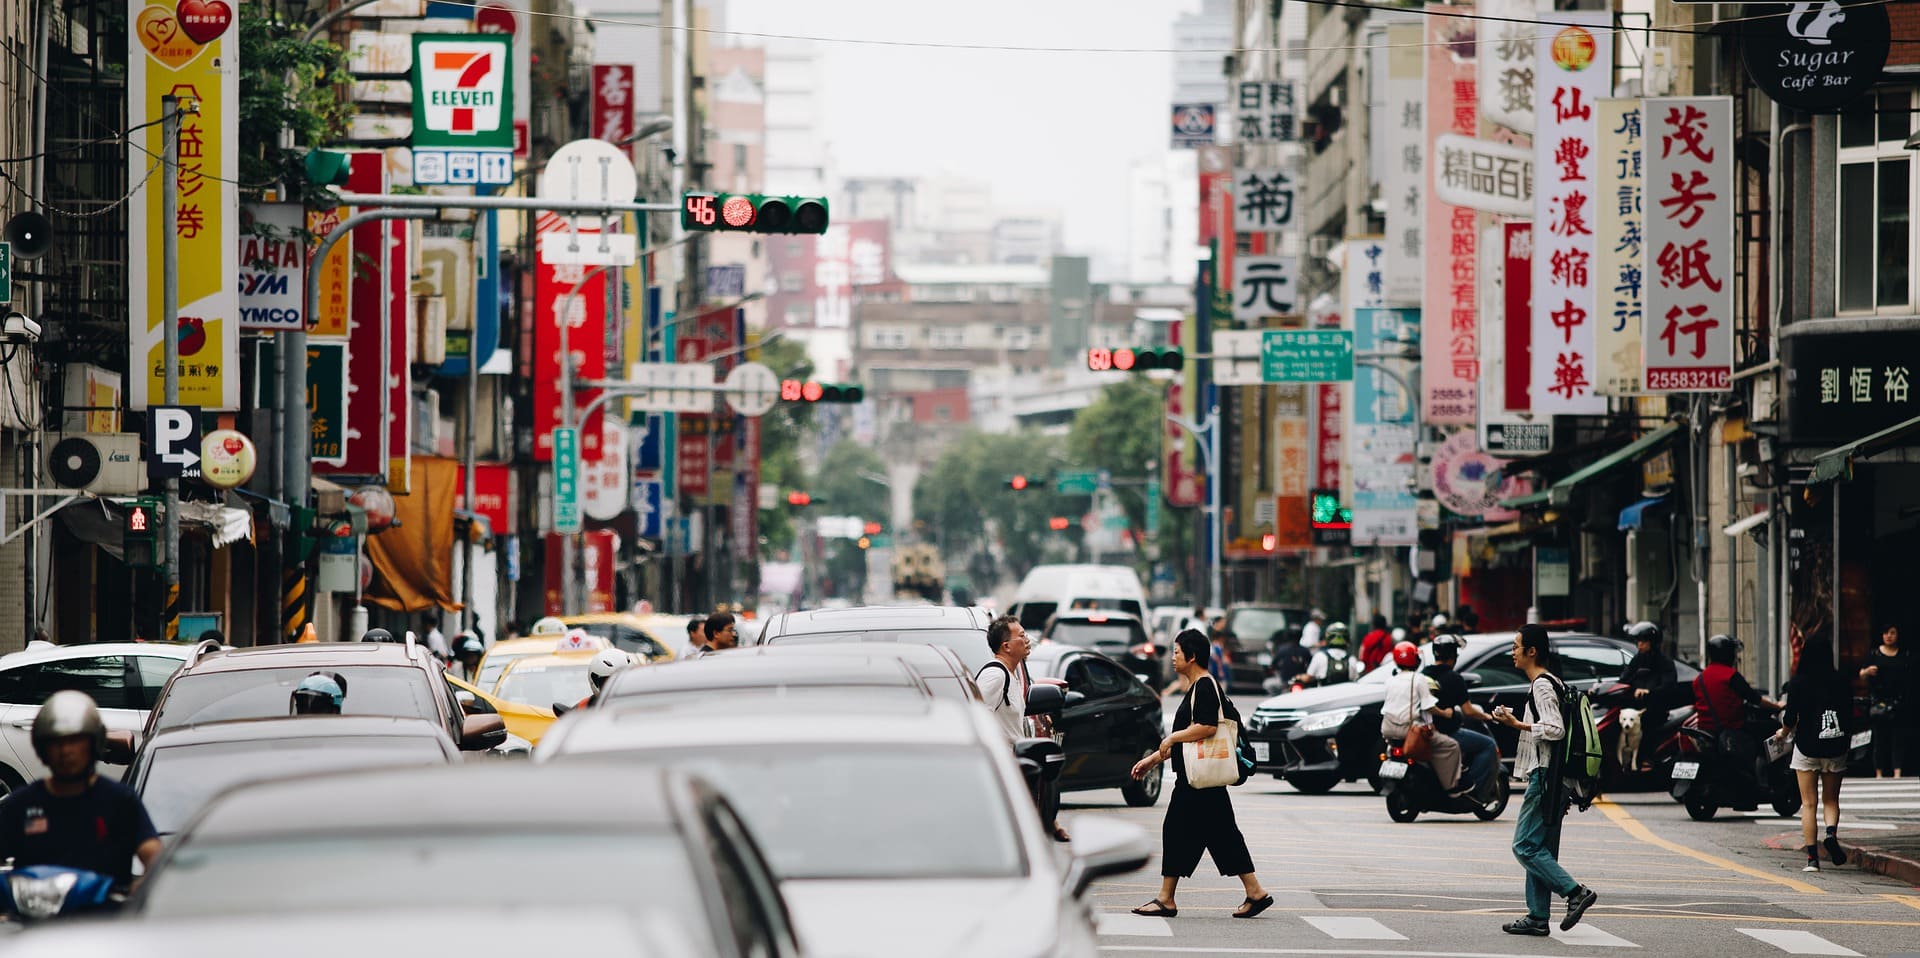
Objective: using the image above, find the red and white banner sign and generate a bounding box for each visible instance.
[1422,10,1478,426]
[1643,97,1733,393]
[1530,12,1612,414]
[590,64,634,156]
[1503,223,1533,412]
[533,213,608,463]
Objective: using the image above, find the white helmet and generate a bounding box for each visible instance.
[588,648,633,688]
[1431,613,1450,630]
[529,616,567,636]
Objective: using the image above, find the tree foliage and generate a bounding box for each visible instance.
[237,10,354,205]
[810,440,889,597]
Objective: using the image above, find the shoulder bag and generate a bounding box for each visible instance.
[1183,675,1241,789]
[1402,673,1436,763]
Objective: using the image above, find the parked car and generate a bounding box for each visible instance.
[121,764,800,958]
[1243,632,1680,794]
[492,651,599,711]
[127,715,458,836]
[0,641,197,796]
[446,673,556,746]
[596,651,934,709]
[473,633,608,691]
[719,643,983,704]
[1041,610,1164,686]
[139,641,505,753]
[1221,604,1311,692]
[755,604,996,672]
[1006,564,1149,632]
[537,696,1150,958]
[1024,644,1165,807]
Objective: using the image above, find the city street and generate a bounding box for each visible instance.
[1076,704,1920,957]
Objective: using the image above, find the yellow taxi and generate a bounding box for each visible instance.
[561,612,679,663]
[475,632,609,692]
[492,651,601,713]
[445,673,558,746]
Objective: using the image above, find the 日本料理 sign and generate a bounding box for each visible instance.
[1262,330,1354,383]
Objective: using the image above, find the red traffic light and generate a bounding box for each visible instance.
[802,381,824,403]
[127,506,151,534]
[721,195,756,227]
[1113,347,1137,371]
[1260,533,1277,551]
[1048,516,1071,531]
[786,491,811,506]
[1008,475,1029,491]
[863,521,883,535]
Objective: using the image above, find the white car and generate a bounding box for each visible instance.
[536,694,1150,958]
[0,641,199,795]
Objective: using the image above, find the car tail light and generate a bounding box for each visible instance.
[1134,643,1159,657]
[1088,614,1109,623]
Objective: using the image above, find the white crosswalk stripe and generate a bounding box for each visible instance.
[1095,912,1174,937]
[1096,912,1868,955]
[1736,928,1861,956]
[1552,923,1640,948]
[1302,916,1408,940]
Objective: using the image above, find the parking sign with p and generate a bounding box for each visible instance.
[146,405,202,480]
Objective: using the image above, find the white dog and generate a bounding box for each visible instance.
[1618,708,1645,771]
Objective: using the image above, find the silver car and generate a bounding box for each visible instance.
[536,695,1150,958]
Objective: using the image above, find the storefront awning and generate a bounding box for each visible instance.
[1617,496,1668,531]
[1500,423,1680,510]
[1808,412,1920,483]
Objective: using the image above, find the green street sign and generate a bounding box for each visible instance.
[1146,478,1161,536]
[1261,330,1354,383]
[1054,470,1099,495]
[0,242,11,305]
[254,341,348,464]
[553,426,582,534]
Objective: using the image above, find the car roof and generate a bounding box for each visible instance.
[1047,610,1145,625]
[145,715,455,748]
[0,641,198,669]
[181,642,431,673]
[488,635,607,655]
[723,642,964,678]
[601,653,926,700]
[185,763,687,841]
[561,612,644,625]
[550,696,985,753]
[765,605,989,636]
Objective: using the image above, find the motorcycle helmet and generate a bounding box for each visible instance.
[1431,613,1450,630]
[360,628,395,643]
[30,691,107,764]
[456,633,485,657]
[529,616,567,636]
[1390,627,1407,643]
[1706,633,1742,663]
[1429,633,1463,661]
[1625,621,1663,647]
[588,648,634,690]
[291,672,346,714]
[1391,641,1421,670]
[1324,622,1351,647]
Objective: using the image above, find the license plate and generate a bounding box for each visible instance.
[1379,760,1408,780]
[1852,730,1873,749]
[1671,761,1699,780]
[1252,741,1270,763]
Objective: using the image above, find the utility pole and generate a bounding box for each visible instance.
[160,95,182,642]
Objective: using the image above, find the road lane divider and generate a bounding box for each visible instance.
[1594,799,1824,895]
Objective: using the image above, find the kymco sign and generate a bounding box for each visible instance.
[411,35,514,150]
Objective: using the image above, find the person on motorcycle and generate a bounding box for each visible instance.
[1427,634,1499,796]
[1381,641,1463,791]
[290,672,348,715]
[1358,614,1395,674]
[1622,622,1678,705]
[0,692,161,891]
[575,648,635,710]
[1267,629,1311,694]
[452,632,485,682]
[1305,622,1357,686]
[1694,633,1783,796]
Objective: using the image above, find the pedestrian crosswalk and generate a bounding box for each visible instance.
[1096,911,1862,956]
[1737,778,1920,822]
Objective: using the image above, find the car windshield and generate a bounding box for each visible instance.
[153,667,439,731]
[770,629,992,673]
[1230,609,1291,644]
[140,831,709,942]
[496,663,592,709]
[140,736,449,834]
[476,651,539,691]
[584,745,1025,880]
[1049,622,1143,646]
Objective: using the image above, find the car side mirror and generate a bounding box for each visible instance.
[1062,817,1152,898]
[1459,671,1483,688]
[1013,736,1064,784]
[1025,683,1065,716]
[459,714,508,751]
[102,730,136,765]
[1064,690,1088,708]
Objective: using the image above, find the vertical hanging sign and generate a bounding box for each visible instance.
[128,0,240,410]
[1595,98,1645,396]
[1530,11,1612,415]
[1479,0,1536,134]
[1503,222,1534,412]
[1422,8,1478,425]
[591,64,635,154]
[1643,97,1734,393]
[1383,22,1426,308]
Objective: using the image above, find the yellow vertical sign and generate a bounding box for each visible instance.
[307,207,352,336]
[127,0,240,410]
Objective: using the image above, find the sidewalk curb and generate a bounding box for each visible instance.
[1764,831,1920,886]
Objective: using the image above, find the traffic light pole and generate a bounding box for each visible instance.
[1166,407,1221,613]
[160,96,181,642]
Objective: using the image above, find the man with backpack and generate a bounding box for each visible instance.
[1304,622,1359,686]
[977,615,1069,842]
[1490,625,1600,937]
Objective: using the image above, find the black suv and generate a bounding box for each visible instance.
[1041,610,1163,685]
[138,641,505,752]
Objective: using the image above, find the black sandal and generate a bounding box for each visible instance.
[1131,900,1177,917]
[1233,894,1275,919]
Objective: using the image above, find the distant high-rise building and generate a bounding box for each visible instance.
[1173,0,1231,109]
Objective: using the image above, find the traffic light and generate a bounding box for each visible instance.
[786,491,813,507]
[863,521,883,536]
[856,536,871,550]
[303,149,352,186]
[124,498,159,569]
[1087,346,1184,373]
[1007,474,1030,491]
[682,192,830,234]
[1048,516,1071,531]
[1310,489,1353,529]
[779,379,863,404]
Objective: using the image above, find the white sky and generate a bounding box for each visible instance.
[722,0,1192,274]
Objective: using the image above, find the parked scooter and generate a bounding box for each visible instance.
[0,865,120,923]
[1591,680,1695,789]
[1379,733,1511,823]
[1668,702,1800,821]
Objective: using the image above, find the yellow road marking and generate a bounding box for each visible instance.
[1882,894,1920,913]
[1595,799,1824,895]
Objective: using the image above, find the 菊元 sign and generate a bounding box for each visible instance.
[1232,166,1297,234]
[1233,256,1300,320]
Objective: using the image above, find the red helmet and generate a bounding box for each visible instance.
[1391,641,1421,670]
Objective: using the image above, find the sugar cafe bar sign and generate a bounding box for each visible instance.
[1741,1,1890,113]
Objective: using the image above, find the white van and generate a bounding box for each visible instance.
[1006,564,1150,632]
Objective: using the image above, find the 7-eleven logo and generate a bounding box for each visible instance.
[418,40,507,135]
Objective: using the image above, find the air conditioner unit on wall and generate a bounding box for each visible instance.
[46,434,145,495]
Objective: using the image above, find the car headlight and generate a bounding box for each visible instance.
[1296,706,1360,733]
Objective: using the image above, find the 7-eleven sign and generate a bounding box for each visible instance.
[411,34,514,150]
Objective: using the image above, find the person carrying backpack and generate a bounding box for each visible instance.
[1305,622,1358,686]
[1489,625,1600,937]
[1775,635,1852,872]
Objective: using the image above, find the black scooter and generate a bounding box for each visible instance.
[1668,703,1800,821]
[1379,733,1511,823]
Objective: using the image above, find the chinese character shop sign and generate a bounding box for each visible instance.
[128,0,240,411]
[1643,97,1732,393]
[1234,81,1298,144]
[1530,13,1612,415]
[1594,99,1644,396]
[1422,11,1477,426]
[1781,323,1920,444]
[1232,167,1296,234]
[591,64,634,151]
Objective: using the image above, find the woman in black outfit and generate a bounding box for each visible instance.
[1859,625,1913,777]
[1776,636,1853,872]
[1129,629,1273,919]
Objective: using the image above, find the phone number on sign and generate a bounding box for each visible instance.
[1647,368,1730,391]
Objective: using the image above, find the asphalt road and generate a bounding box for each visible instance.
[1072,702,1920,958]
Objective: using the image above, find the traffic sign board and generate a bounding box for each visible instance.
[538,230,638,266]
[1055,470,1098,495]
[1261,330,1354,383]
[145,406,202,480]
[553,426,582,534]
[627,362,715,413]
[723,361,780,417]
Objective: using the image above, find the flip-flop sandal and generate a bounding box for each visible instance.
[1233,894,1275,919]
[1131,900,1177,917]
